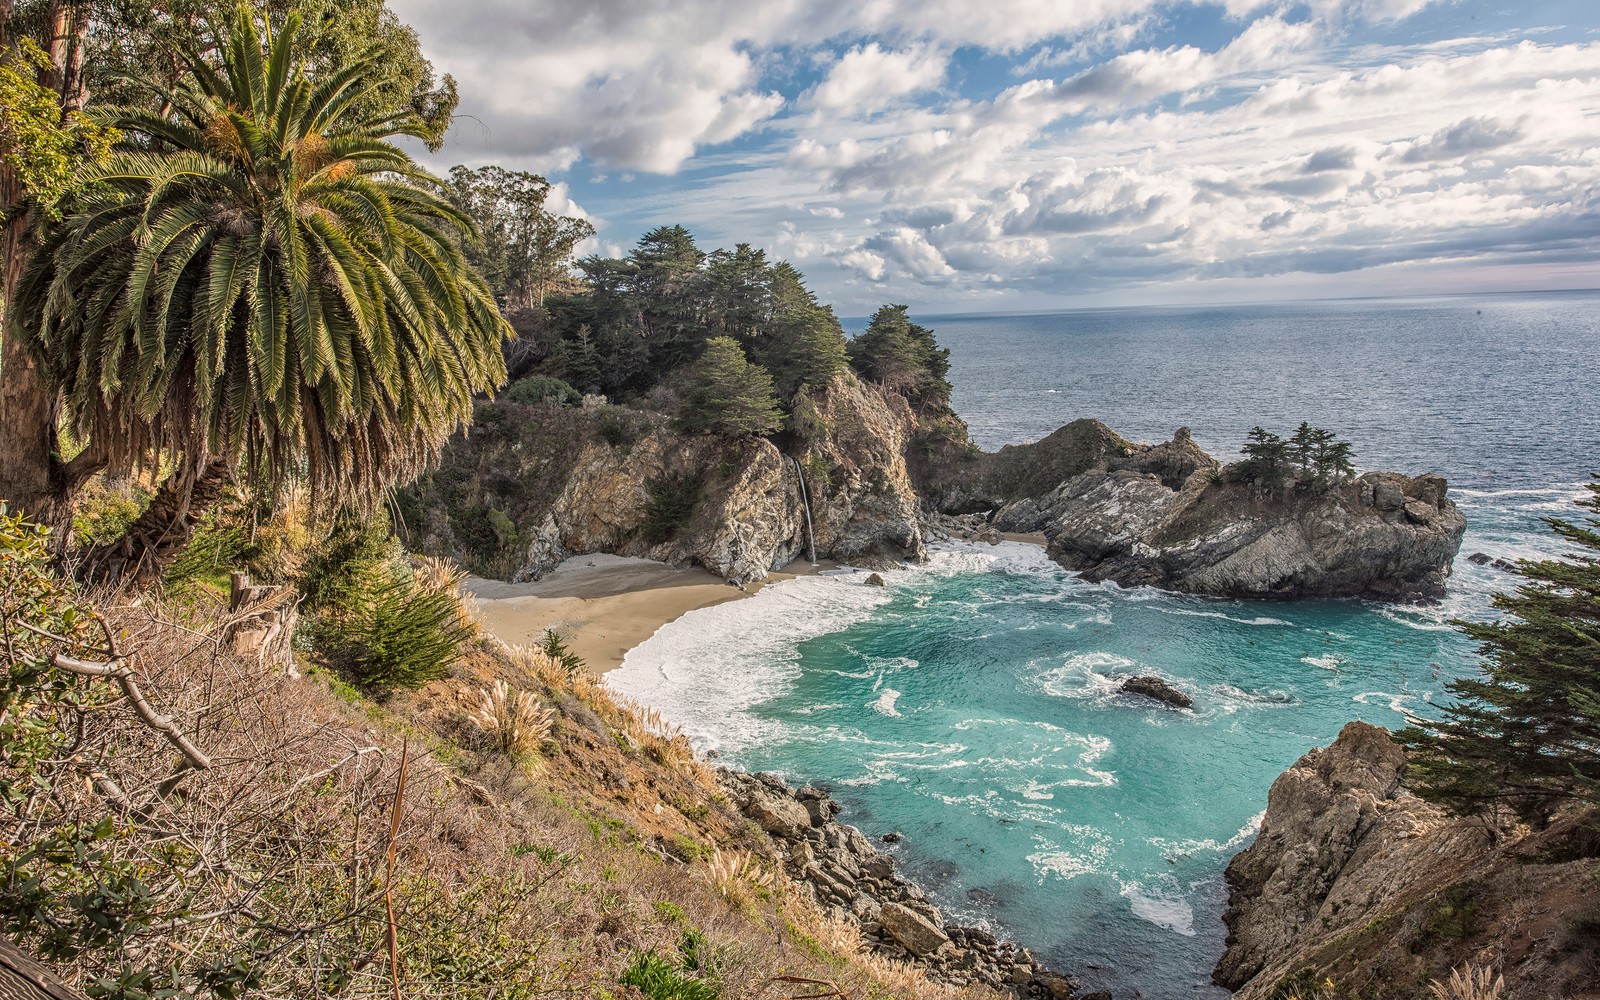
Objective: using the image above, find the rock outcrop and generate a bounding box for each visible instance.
[1119,675,1193,709]
[405,376,925,583]
[1216,722,1600,1000]
[1042,465,1466,601]
[720,770,1079,998]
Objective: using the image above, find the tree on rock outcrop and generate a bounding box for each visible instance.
[847,304,951,413]
[1400,477,1600,824]
[675,337,783,438]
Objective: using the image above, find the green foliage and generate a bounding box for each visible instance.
[0,508,98,810]
[299,514,471,695]
[846,304,952,413]
[70,485,146,547]
[1414,882,1484,945]
[507,374,582,407]
[297,515,399,613]
[675,338,782,438]
[1400,478,1600,824]
[448,164,594,310]
[81,0,460,150]
[619,948,721,1000]
[0,37,119,221]
[643,473,706,544]
[310,564,473,695]
[540,629,586,678]
[0,510,160,967]
[17,8,508,515]
[1236,424,1355,495]
[163,507,253,592]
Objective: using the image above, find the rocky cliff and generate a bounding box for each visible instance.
[402,374,924,583]
[1216,722,1600,1000]
[948,423,1464,601]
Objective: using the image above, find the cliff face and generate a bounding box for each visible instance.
[958,423,1463,601]
[1217,723,1600,1000]
[404,375,924,583]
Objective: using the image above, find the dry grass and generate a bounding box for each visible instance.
[469,679,553,756]
[1428,964,1505,1000]
[3,584,997,1000]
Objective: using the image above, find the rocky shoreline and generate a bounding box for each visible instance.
[718,769,1085,999]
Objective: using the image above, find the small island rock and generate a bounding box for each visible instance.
[1120,675,1194,709]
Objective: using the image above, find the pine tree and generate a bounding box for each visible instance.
[1290,422,1317,478]
[675,337,783,438]
[1239,427,1289,494]
[1399,477,1600,824]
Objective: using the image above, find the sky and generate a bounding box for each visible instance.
[389,0,1600,313]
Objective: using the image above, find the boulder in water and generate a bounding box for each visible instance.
[865,573,886,586]
[1120,675,1194,709]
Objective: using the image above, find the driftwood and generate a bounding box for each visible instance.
[0,938,87,1000]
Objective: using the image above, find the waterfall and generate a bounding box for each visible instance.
[791,457,818,565]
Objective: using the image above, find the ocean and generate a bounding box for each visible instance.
[606,290,1600,998]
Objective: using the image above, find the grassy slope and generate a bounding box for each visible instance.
[6,581,997,1000]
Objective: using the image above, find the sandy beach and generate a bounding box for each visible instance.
[465,554,833,676]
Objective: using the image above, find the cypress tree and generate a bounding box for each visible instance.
[675,337,783,438]
[1400,478,1600,824]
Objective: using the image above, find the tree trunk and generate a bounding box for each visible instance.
[78,459,234,588]
[0,0,87,526]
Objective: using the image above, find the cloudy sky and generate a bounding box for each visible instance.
[390,0,1600,313]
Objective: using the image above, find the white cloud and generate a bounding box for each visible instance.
[803,43,948,114]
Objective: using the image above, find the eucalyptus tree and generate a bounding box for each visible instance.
[14,8,508,579]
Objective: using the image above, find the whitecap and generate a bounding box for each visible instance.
[606,570,896,753]
[1301,654,1344,671]
[1159,607,1292,627]
[870,688,903,717]
[1354,690,1423,714]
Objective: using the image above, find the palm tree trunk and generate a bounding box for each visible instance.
[78,459,233,588]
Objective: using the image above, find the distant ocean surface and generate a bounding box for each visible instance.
[608,291,1600,998]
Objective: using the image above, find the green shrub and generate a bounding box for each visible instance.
[643,473,704,545]
[70,485,145,546]
[311,565,474,695]
[619,949,720,1000]
[540,629,586,677]
[298,516,397,612]
[506,374,581,407]
[163,509,254,593]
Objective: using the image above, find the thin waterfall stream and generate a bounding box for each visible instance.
[792,457,818,565]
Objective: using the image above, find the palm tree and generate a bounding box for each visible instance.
[13,7,508,581]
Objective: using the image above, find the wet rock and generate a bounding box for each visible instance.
[865,573,886,586]
[1468,551,1492,565]
[881,831,902,843]
[1121,675,1194,709]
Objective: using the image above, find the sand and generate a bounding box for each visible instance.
[467,535,1049,678]
[465,554,832,677]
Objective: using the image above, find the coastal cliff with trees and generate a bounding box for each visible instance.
[0,2,1588,999]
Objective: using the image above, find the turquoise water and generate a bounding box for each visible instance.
[609,291,1600,998]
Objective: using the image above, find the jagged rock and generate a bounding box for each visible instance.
[1120,675,1193,709]
[864,573,886,586]
[881,831,902,843]
[1467,551,1492,565]
[741,785,812,838]
[1214,722,1600,1000]
[1045,464,1466,602]
[879,901,950,956]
